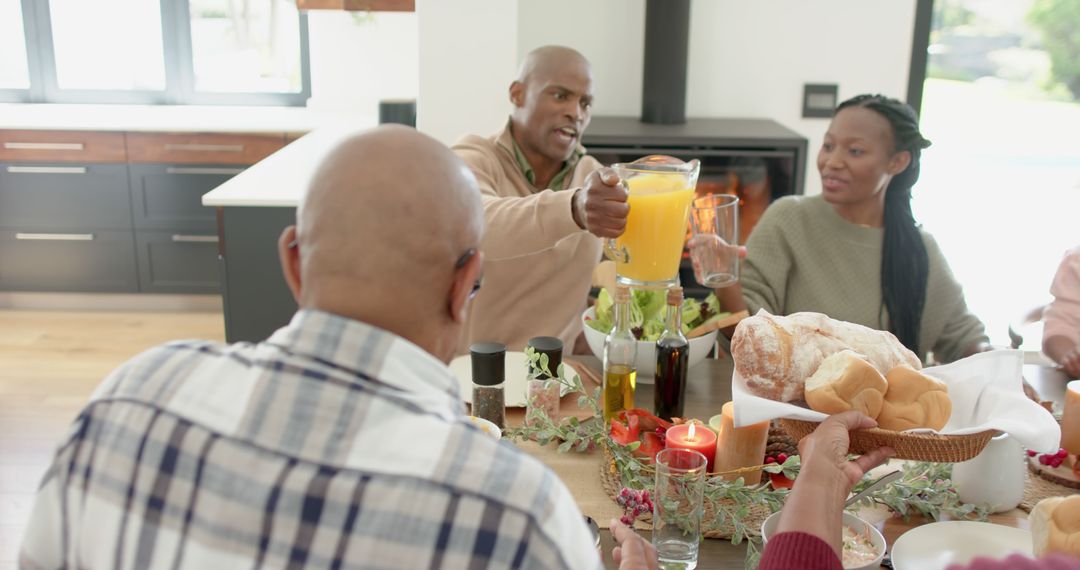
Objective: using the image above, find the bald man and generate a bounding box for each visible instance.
[453,45,629,354]
[20,126,605,570]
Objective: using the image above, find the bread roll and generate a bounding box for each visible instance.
[1030,496,1080,557]
[804,350,888,417]
[732,311,921,402]
[877,366,951,431]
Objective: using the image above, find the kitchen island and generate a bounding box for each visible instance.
[202,126,370,342]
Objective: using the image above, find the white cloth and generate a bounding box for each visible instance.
[733,349,1061,453]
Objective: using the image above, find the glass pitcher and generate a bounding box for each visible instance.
[605,155,700,289]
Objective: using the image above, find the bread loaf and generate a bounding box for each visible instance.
[1030,495,1080,557]
[804,350,888,417]
[732,311,921,402]
[878,366,951,431]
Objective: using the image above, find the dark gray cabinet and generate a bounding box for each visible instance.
[128,164,243,293]
[135,231,221,294]
[0,164,132,229]
[129,165,242,232]
[0,229,138,292]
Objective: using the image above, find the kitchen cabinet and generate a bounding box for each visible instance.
[0,129,291,295]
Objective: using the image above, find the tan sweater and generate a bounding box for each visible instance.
[741,195,988,363]
[452,124,603,354]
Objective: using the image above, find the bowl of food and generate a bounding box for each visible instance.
[761,510,886,570]
[467,415,502,440]
[581,287,725,378]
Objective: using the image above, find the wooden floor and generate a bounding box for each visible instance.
[0,309,225,569]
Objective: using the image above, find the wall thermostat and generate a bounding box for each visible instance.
[803,84,838,118]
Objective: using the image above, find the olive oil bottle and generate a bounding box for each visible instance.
[603,286,637,421]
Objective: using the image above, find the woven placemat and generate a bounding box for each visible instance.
[598,446,774,540]
[1020,464,1080,512]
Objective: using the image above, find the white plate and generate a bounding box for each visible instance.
[450,351,570,407]
[891,521,1033,570]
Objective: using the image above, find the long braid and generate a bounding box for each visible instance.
[837,94,932,354]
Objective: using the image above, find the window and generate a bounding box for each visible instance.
[0,0,30,90]
[0,0,310,106]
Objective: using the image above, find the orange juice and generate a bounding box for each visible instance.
[615,173,695,286]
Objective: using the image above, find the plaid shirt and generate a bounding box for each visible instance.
[21,310,602,569]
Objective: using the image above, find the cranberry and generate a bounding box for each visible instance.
[777,453,789,463]
[1026,449,1038,457]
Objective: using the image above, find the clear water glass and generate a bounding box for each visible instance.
[652,448,708,570]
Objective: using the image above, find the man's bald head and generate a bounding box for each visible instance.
[516,45,590,85]
[289,125,483,340]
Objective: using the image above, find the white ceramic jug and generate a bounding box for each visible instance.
[952,432,1025,513]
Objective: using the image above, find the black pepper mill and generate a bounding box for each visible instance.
[470,342,506,429]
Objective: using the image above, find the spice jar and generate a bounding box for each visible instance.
[526,336,563,426]
[470,342,506,429]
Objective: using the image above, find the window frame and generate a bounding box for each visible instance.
[0,0,311,106]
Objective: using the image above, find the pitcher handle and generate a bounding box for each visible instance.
[604,239,629,263]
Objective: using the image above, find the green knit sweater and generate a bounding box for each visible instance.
[740,195,988,363]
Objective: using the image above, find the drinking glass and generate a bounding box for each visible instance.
[688,194,740,288]
[652,448,708,570]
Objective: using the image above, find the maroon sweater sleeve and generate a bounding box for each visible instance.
[758,532,842,570]
[947,554,1080,570]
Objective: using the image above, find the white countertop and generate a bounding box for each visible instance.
[202,125,371,207]
[0,103,374,133]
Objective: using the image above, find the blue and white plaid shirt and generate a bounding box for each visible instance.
[21,310,602,569]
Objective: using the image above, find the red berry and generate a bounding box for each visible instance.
[1039,455,1050,465]
[1027,450,1038,457]
[1056,449,1068,459]
[765,456,776,464]
[777,453,788,463]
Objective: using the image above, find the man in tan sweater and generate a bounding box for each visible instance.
[452,45,627,354]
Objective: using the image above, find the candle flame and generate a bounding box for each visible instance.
[688,422,696,442]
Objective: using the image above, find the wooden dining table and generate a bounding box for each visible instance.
[503,353,1073,570]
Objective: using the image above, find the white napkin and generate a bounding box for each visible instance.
[732,350,1061,454]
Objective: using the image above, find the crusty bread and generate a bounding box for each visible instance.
[732,311,921,402]
[1030,496,1080,557]
[877,365,951,431]
[804,350,888,417]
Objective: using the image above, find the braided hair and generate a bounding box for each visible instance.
[836,94,933,354]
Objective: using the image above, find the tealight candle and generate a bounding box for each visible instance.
[664,422,717,472]
[1062,381,1080,455]
[713,401,770,484]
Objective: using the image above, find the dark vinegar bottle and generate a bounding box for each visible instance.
[655,287,689,420]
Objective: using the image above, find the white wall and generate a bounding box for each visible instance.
[306,11,418,118]
[686,1,917,195]
[516,0,645,117]
[416,0,518,145]
[417,0,918,194]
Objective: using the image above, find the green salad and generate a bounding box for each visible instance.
[585,288,730,341]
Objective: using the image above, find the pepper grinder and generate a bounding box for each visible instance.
[470,342,506,429]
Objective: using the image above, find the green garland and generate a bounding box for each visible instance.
[505,349,989,569]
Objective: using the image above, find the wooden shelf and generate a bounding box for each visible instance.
[296,0,414,11]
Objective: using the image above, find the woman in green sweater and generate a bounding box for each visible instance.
[712,94,990,364]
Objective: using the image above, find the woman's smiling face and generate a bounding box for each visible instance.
[817,106,910,210]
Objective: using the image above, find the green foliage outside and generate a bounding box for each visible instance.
[1029,0,1080,99]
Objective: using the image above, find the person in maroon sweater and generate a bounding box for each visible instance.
[758,412,1080,570]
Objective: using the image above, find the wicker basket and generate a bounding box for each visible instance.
[780,418,994,462]
[599,444,775,540]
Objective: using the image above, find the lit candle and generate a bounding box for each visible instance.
[1063,381,1080,455]
[665,422,718,472]
[713,401,771,484]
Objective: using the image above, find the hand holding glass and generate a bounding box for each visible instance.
[689,194,740,288]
